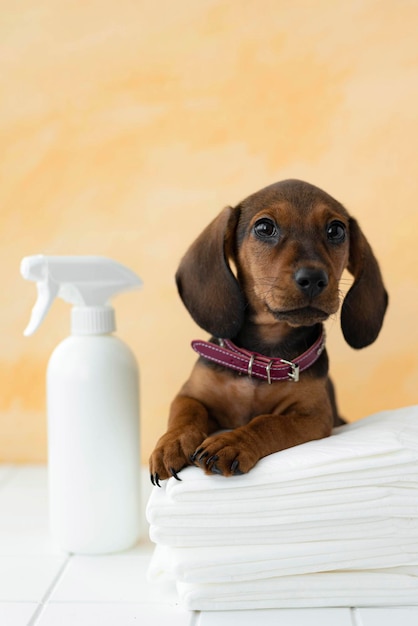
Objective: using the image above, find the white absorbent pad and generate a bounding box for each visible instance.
[177,567,418,611]
[146,405,418,609]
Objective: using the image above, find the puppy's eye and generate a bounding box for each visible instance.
[326,220,346,244]
[254,218,278,240]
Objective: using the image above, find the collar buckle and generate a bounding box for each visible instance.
[279,359,300,382]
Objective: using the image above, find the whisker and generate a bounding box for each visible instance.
[251,289,274,300]
[326,314,339,333]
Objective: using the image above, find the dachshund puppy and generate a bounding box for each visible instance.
[150,179,388,485]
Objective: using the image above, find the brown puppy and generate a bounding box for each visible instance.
[149,179,388,485]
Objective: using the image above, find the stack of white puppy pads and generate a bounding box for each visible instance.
[146,405,418,610]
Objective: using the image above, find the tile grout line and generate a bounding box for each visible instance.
[189,610,201,626]
[350,607,364,626]
[27,554,72,626]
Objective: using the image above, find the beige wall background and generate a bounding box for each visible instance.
[1,0,417,464]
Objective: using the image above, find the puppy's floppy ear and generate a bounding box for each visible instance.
[175,206,245,338]
[341,218,388,349]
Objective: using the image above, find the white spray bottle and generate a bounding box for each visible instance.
[21,255,142,554]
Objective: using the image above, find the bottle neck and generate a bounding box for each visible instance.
[71,306,116,335]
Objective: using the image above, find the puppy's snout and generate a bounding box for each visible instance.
[294,267,329,299]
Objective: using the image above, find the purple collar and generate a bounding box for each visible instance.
[191,329,326,383]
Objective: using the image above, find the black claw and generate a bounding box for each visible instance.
[170,467,182,481]
[198,451,209,463]
[231,459,243,475]
[231,459,239,474]
[154,473,161,488]
[191,448,203,462]
[150,473,155,486]
[210,463,223,475]
[206,454,219,467]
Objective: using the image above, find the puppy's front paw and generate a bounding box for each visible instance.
[149,428,206,486]
[192,431,259,477]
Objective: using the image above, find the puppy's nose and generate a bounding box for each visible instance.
[294,267,329,299]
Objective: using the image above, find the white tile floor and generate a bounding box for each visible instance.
[0,465,417,625]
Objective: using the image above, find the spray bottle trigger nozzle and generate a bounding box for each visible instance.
[24,279,59,336]
[21,255,142,336]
